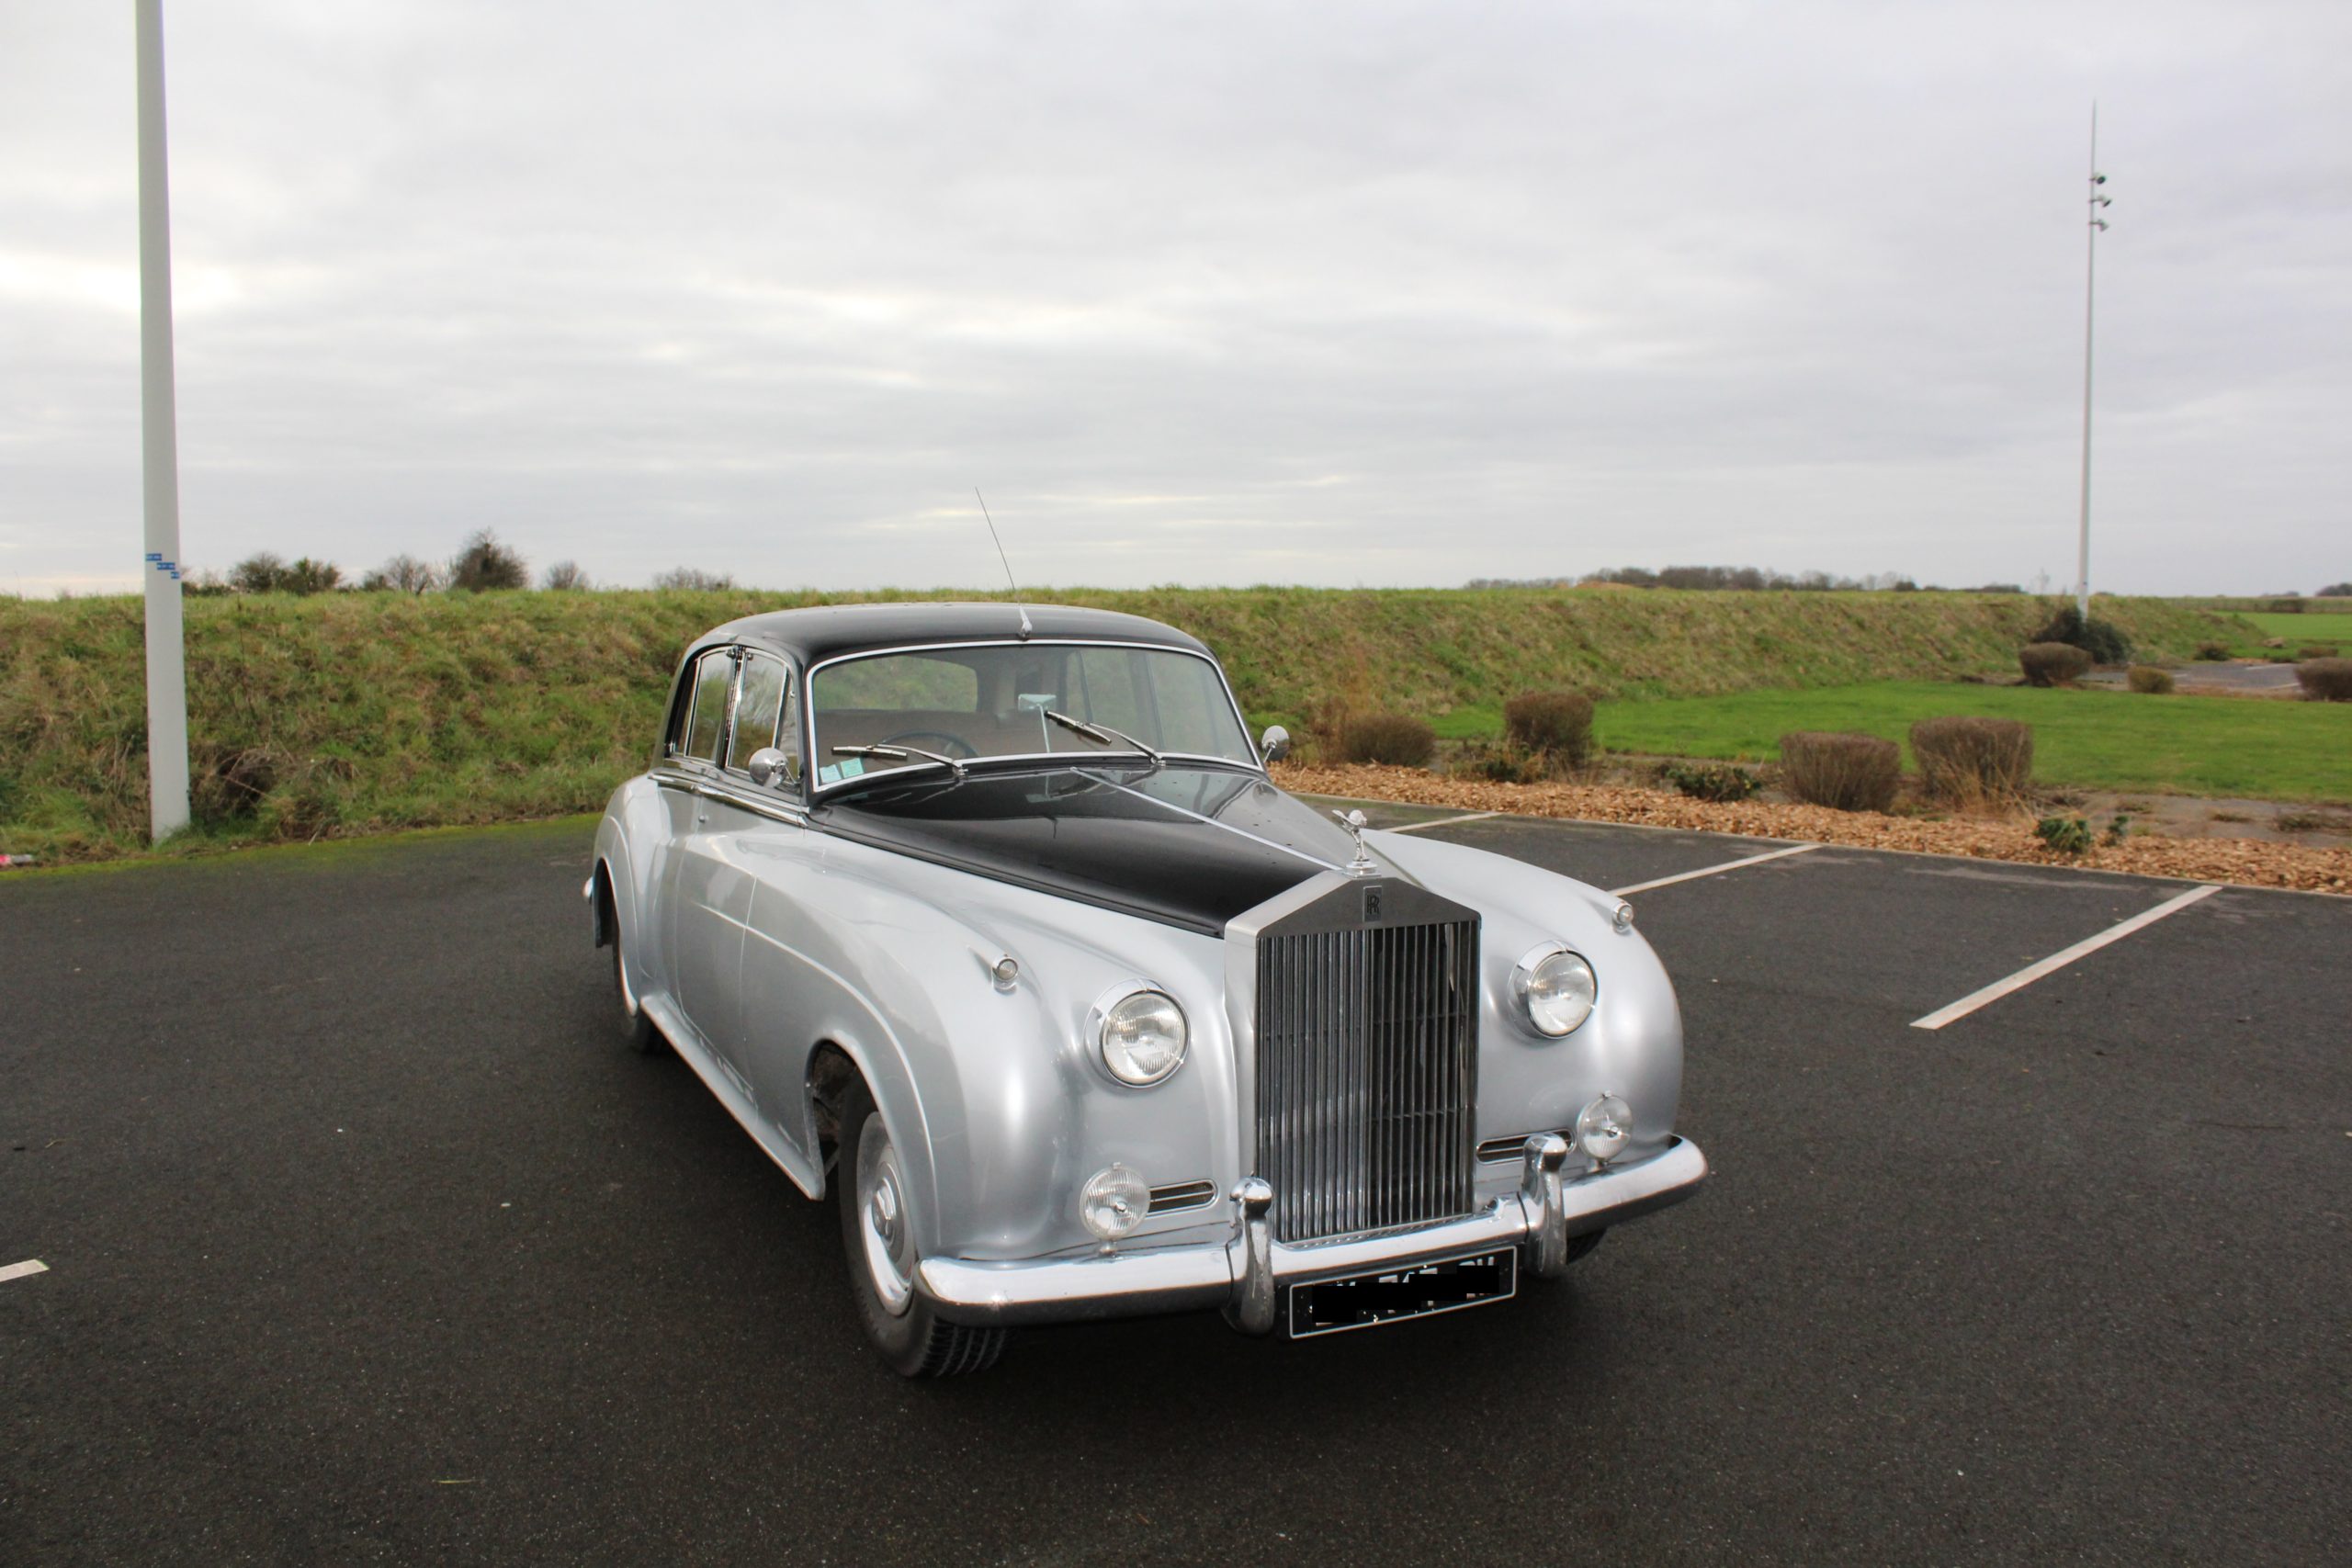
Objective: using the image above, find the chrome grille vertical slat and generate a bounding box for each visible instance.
[1252,892,1478,1246]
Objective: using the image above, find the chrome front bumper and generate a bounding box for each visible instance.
[917,1135,1708,1333]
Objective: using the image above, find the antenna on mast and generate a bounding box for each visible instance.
[975,488,1032,639]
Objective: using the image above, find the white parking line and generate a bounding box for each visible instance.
[1382,811,1500,835]
[1610,842,1820,897]
[0,1259,49,1284]
[1910,884,2222,1032]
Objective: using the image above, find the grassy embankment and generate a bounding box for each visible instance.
[0,587,2247,863]
[1594,682,2352,803]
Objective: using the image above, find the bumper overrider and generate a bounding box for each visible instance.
[917,1134,1708,1333]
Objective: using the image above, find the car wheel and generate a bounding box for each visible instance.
[837,1077,1008,1378]
[607,889,663,1055]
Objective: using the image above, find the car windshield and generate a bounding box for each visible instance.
[809,643,1256,788]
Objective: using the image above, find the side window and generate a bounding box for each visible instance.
[727,654,797,776]
[682,649,733,763]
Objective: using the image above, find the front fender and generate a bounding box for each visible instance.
[1368,828,1687,1160]
[783,835,1233,1264]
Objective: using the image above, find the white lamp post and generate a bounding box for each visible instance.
[136,0,191,840]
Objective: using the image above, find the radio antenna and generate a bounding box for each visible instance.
[974,487,1032,638]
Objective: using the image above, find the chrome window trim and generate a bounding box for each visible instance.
[720,649,800,782]
[799,638,1261,799]
[649,763,811,828]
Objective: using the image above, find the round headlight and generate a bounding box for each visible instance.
[1079,1164,1151,1241]
[1575,1093,1633,1164]
[1099,988,1188,1085]
[1515,945,1598,1036]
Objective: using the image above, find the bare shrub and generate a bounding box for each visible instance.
[1779,731,1900,812]
[2296,644,2341,661]
[1336,712,1437,767]
[2020,642,2092,686]
[2125,665,2175,694]
[1502,690,1595,770]
[447,530,528,592]
[361,554,444,593]
[541,560,591,592]
[1910,716,2033,807]
[228,553,342,594]
[2193,641,2231,660]
[651,567,736,591]
[2295,657,2352,701]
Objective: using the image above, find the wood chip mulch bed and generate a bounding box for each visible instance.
[1272,763,2352,897]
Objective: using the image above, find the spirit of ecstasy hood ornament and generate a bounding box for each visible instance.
[1331,808,1378,874]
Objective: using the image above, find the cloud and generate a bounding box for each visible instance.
[2,0,2347,595]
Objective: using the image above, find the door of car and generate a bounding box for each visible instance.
[720,656,831,1150]
[660,647,756,1066]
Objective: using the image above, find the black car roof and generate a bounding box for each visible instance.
[692,601,1212,668]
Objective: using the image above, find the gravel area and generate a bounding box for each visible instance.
[1273,762,2352,896]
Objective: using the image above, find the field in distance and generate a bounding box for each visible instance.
[1583,681,2351,802]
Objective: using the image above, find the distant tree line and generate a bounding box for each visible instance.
[1464,565,2025,593]
[184,530,734,596]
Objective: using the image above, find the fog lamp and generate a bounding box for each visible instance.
[1079,1164,1151,1243]
[1575,1094,1633,1164]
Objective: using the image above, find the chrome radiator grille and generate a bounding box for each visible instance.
[1253,908,1480,1244]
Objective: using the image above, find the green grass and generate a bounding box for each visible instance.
[2215,613,2349,658]
[1591,682,2352,802]
[0,587,2260,863]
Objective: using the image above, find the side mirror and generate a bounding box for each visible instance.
[1259,725,1291,764]
[747,748,798,789]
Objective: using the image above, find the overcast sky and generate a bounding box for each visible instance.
[4,1,2346,596]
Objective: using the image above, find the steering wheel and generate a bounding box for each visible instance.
[877,729,980,759]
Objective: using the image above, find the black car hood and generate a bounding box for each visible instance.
[814,765,1363,934]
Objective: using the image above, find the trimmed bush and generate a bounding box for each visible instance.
[1502,690,1596,768]
[2194,641,2232,660]
[1779,731,1900,812]
[2036,816,2093,854]
[2030,605,2131,664]
[1657,760,1762,802]
[2020,642,2093,686]
[1336,712,1437,766]
[2296,658,2352,702]
[2126,664,2176,694]
[2297,644,2341,661]
[1910,716,2033,806]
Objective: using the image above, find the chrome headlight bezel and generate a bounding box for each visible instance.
[1089,983,1190,1087]
[1512,942,1599,1037]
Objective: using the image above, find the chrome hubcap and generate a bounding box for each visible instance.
[854,1119,915,1316]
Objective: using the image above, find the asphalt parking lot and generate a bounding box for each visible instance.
[5,811,2346,1564]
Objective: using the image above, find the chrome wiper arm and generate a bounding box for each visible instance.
[1043,709,1162,766]
[831,743,967,780]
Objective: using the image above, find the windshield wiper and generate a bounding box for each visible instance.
[831,743,967,780]
[1044,709,1162,767]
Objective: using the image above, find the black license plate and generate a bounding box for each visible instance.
[1286,1248,1518,1338]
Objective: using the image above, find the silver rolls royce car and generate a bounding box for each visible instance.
[589,603,1706,1376]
